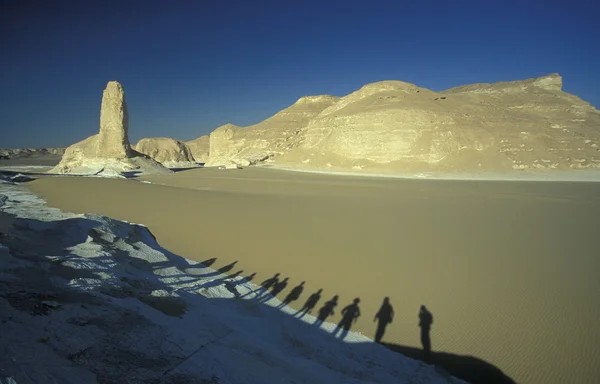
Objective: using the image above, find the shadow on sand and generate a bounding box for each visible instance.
[0,197,517,384]
[383,343,516,384]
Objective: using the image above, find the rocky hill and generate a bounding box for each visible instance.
[186,135,210,163]
[0,148,65,160]
[203,95,339,167]
[204,74,600,173]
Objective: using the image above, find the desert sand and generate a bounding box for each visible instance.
[28,167,600,384]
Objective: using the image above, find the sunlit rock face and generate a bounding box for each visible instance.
[204,96,340,167]
[50,81,172,176]
[186,135,210,163]
[265,73,600,173]
[135,137,198,168]
[96,81,131,158]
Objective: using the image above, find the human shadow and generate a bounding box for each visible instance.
[217,261,238,273]
[295,288,322,319]
[0,200,518,384]
[314,295,338,327]
[242,272,256,283]
[258,277,288,304]
[240,272,280,299]
[200,257,216,267]
[419,304,434,359]
[373,297,394,343]
[277,281,304,309]
[332,298,361,340]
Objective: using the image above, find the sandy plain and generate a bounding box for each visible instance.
[27,167,600,384]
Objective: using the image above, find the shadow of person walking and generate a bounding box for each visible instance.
[277,281,305,309]
[259,277,288,303]
[295,288,322,319]
[332,298,361,340]
[314,295,338,327]
[419,304,434,360]
[373,296,394,343]
[242,272,280,299]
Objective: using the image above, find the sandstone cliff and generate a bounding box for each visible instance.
[186,135,210,163]
[205,95,340,167]
[208,73,599,173]
[50,81,172,177]
[135,137,198,168]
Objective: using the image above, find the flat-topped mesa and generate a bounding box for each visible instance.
[96,81,131,158]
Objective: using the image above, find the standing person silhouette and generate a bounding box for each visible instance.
[332,298,361,340]
[296,289,322,318]
[314,295,338,326]
[419,305,434,359]
[373,297,394,343]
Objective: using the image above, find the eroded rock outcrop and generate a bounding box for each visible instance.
[135,137,198,168]
[50,81,172,176]
[204,95,340,167]
[268,73,600,173]
[186,135,210,163]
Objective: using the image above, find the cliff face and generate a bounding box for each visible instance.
[205,73,599,173]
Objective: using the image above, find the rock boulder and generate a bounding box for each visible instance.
[135,137,198,168]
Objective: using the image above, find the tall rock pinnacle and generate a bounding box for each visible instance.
[97,81,131,158]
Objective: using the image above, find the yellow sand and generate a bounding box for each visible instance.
[28,168,600,384]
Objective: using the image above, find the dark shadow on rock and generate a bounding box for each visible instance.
[383,343,516,384]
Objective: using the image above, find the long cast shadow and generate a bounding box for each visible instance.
[331,297,361,340]
[383,343,516,384]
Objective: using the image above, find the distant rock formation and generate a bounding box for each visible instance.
[0,148,65,159]
[186,135,210,163]
[135,137,198,168]
[204,95,340,167]
[50,81,172,177]
[204,73,600,173]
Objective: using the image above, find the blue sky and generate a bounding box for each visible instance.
[1,0,598,148]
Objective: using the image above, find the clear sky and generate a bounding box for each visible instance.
[1,0,598,149]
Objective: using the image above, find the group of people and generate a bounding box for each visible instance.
[247,273,435,357]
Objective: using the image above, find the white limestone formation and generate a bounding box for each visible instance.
[135,137,198,168]
[186,135,210,163]
[50,81,172,177]
[203,73,600,173]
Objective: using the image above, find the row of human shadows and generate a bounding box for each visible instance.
[235,271,434,357]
